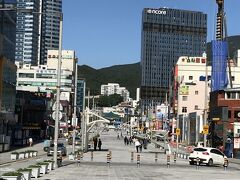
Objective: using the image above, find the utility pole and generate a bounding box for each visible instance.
[72,58,78,154]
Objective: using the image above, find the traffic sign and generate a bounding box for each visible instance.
[52,101,63,111]
[52,111,63,121]
[176,128,180,136]
[203,125,209,134]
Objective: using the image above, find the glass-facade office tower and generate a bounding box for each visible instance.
[141,8,207,108]
[15,0,39,65]
[0,0,17,62]
[15,0,62,65]
[39,0,62,65]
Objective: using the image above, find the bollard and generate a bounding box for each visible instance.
[196,157,200,170]
[223,157,228,171]
[131,152,134,162]
[107,153,110,167]
[57,155,62,167]
[167,154,170,168]
[174,152,177,162]
[155,153,158,163]
[109,151,112,161]
[91,151,93,161]
[76,153,81,167]
[80,152,83,160]
[137,154,140,167]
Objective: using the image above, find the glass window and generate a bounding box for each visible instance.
[195,91,198,95]
[195,105,199,110]
[189,76,193,80]
[182,96,188,101]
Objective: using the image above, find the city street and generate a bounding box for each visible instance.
[30,130,240,179]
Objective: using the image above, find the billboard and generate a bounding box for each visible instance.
[179,85,189,95]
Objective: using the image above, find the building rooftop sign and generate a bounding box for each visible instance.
[177,56,207,65]
[147,9,166,15]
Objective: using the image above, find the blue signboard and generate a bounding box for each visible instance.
[211,40,228,91]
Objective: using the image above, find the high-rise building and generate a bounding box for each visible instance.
[39,0,62,65]
[15,0,62,65]
[140,8,207,108]
[15,0,40,65]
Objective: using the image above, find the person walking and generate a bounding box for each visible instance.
[134,139,141,153]
[98,139,102,151]
[93,137,98,151]
[124,136,128,145]
[29,137,33,147]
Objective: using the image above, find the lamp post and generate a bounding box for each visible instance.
[72,58,78,154]
[53,12,63,168]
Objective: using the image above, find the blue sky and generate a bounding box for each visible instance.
[63,0,240,69]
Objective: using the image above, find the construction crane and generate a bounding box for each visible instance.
[215,0,233,88]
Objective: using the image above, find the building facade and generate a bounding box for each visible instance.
[0,0,17,151]
[15,0,40,65]
[140,8,207,108]
[101,83,130,101]
[15,0,62,65]
[39,0,62,65]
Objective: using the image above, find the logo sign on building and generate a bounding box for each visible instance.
[181,57,206,64]
[147,9,166,15]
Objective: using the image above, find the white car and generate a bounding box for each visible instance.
[188,147,228,166]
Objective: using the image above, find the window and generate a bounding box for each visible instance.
[231,76,235,81]
[195,91,198,95]
[182,107,187,113]
[194,105,199,110]
[189,76,193,80]
[182,96,188,101]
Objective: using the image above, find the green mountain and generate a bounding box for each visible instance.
[78,62,141,99]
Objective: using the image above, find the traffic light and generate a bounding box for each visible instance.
[216,13,223,40]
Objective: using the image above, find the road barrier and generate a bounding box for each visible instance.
[167,155,170,168]
[91,151,93,161]
[76,154,81,167]
[109,151,112,161]
[155,153,158,163]
[107,153,111,167]
[131,152,134,162]
[196,157,200,170]
[137,154,140,167]
[223,157,228,171]
[173,152,176,163]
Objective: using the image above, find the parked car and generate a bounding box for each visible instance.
[47,143,67,156]
[188,147,228,166]
[68,136,82,145]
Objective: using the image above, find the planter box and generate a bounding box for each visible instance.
[32,152,37,156]
[40,164,48,174]
[19,153,25,159]
[46,162,54,171]
[19,171,31,180]
[25,153,29,158]
[1,175,22,180]
[11,154,18,160]
[30,168,40,178]
[68,154,75,160]
[29,152,33,157]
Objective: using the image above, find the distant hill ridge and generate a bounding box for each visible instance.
[78,62,141,99]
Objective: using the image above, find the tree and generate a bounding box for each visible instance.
[97,94,123,107]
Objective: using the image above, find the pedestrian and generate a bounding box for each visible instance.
[93,137,98,151]
[134,139,141,153]
[98,139,102,151]
[124,136,128,145]
[29,137,33,147]
[129,136,132,145]
[139,141,143,153]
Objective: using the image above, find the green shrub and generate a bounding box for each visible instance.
[2,171,23,176]
[17,168,32,172]
[36,162,49,165]
[28,165,41,168]
[11,152,19,155]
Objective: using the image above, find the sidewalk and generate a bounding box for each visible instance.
[0,142,46,165]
